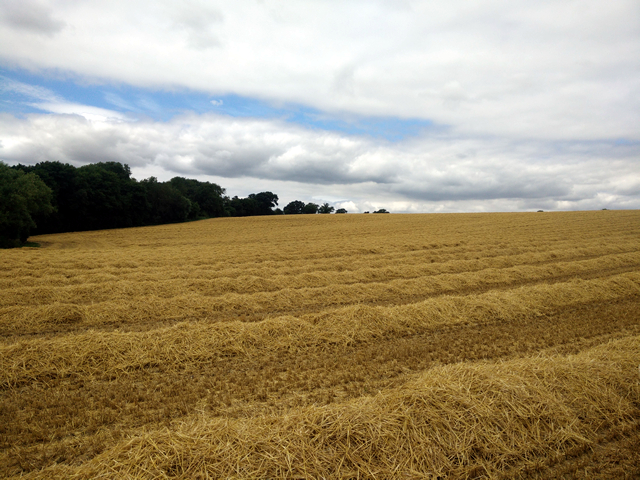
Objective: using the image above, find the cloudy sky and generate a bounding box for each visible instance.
[0,0,638,213]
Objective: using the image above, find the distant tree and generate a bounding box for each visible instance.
[141,177,191,224]
[0,162,54,247]
[227,196,259,217]
[14,161,80,233]
[15,161,152,232]
[72,162,147,230]
[363,211,370,214]
[224,192,279,217]
[318,203,334,214]
[283,200,305,215]
[169,177,226,218]
[302,203,319,214]
[373,209,389,214]
[335,208,348,214]
[248,191,279,215]
[273,208,284,215]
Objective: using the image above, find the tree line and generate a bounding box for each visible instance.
[0,161,383,248]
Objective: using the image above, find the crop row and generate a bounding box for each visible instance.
[2,251,638,338]
[1,238,637,290]
[2,272,638,387]
[22,335,640,479]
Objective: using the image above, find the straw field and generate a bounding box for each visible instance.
[1,210,639,478]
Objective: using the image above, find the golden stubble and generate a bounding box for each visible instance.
[1,210,639,478]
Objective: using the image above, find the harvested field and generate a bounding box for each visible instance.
[1,210,639,478]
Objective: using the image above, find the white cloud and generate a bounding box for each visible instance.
[1,76,130,121]
[0,0,65,37]
[168,0,223,49]
[0,0,637,139]
[334,201,359,213]
[1,112,638,212]
[30,102,129,122]
[0,1,638,212]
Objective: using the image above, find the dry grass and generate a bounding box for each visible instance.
[1,210,639,478]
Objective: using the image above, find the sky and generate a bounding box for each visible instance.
[0,0,639,213]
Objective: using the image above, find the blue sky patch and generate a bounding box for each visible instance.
[0,67,434,141]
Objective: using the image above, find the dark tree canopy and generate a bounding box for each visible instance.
[227,196,258,217]
[283,200,306,215]
[302,203,319,214]
[248,191,279,215]
[318,203,334,214]
[335,208,348,214]
[284,201,326,215]
[373,209,390,213]
[15,161,83,233]
[14,161,148,232]
[2,160,371,241]
[8,161,238,234]
[226,192,279,217]
[0,162,53,247]
[169,177,226,219]
[141,177,191,224]
[74,163,142,230]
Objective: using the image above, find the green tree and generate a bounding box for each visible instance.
[335,208,348,214]
[373,208,389,213]
[169,177,226,218]
[248,191,279,215]
[0,162,54,247]
[318,203,334,214]
[227,196,259,217]
[141,177,191,224]
[302,202,319,214]
[73,163,143,230]
[283,200,305,214]
[18,161,149,233]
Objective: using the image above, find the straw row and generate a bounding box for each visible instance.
[0,246,640,307]
[3,211,638,281]
[3,233,637,286]
[27,335,640,479]
[2,251,638,338]
[3,211,639,477]
[2,272,639,387]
